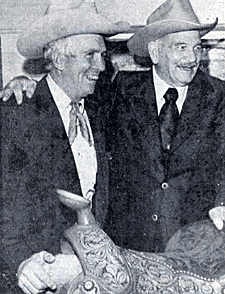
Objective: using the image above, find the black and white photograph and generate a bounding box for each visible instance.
[0,0,225,293]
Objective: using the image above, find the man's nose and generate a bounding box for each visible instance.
[93,55,105,71]
[187,48,198,63]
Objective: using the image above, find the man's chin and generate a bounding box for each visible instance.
[88,86,96,95]
[176,72,196,86]
[82,84,96,97]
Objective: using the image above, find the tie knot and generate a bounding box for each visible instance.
[164,88,178,103]
[70,101,83,114]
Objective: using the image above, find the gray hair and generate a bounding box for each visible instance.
[43,36,76,71]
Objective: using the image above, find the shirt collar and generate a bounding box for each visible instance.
[152,66,188,114]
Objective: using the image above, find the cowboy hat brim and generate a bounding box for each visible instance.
[17,9,130,59]
[127,18,218,57]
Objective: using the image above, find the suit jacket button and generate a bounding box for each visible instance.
[162,182,169,190]
[152,214,158,221]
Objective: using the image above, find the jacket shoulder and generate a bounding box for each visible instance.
[207,74,225,91]
[0,76,53,137]
[1,76,51,113]
[113,70,152,90]
[197,70,225,91]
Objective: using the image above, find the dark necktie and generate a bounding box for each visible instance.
[68,102,91,146]
[159,88,179,151]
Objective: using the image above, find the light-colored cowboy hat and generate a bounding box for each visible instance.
[128,0,218,57]
[17,0,130,59]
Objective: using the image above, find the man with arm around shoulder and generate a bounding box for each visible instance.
[104,0,225,253]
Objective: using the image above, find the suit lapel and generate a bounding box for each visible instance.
[171,70,214,151]
[24,77,82,193]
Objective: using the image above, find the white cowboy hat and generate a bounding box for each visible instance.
[127,0,218,57]
[17,0,130,59]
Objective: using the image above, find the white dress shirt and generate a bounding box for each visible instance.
[153,66,188,115]
[46,75,97,201]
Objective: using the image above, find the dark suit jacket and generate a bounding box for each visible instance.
[104,69,225,253]
[0,76,109,292]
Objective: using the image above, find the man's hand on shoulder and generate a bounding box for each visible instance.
[0,76,37,105]
[209,206,225,230]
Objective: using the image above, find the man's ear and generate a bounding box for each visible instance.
[148,41,159,64]
[52,53,65,71]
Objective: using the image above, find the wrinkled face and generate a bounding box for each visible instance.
[152,31,202,87]
[63,34,106,101]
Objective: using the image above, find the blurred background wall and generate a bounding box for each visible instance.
[0,0,224,86]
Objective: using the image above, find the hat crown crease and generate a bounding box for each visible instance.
[45,0,97,16]
[147,0,200,26]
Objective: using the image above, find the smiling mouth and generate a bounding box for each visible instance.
[178,65,197,71]
[86,74,99,82]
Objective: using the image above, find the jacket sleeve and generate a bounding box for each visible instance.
[214,86,225,207]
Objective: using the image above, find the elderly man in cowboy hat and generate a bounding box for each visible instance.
[0,1,130,293]
[2,0,225,249]
[103,0,225,253]
[3,0,225,292]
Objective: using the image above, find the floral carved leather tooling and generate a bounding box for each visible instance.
[57,190,224,294]
[123,249,222,294]
[61,225,133,294]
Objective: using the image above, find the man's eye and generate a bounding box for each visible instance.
[86,52,94,58]
[176,44,186,50]
[194,46,203,53]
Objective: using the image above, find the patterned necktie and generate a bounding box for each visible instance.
[159,88,179,151]
[68,102,91,146]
